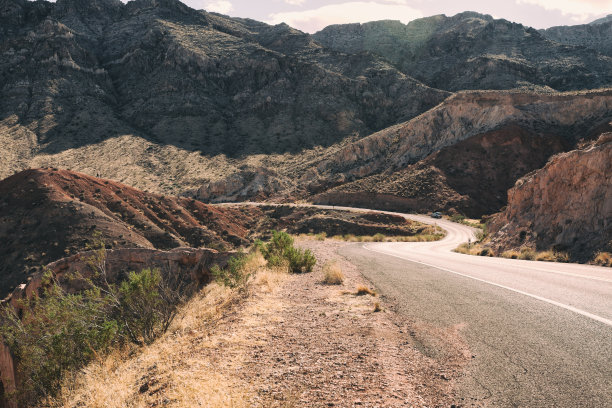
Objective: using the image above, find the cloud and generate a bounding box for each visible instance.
[200,0,233,14]
[516,0,612,21]
[267,1,424,33]
[284,0,307,5]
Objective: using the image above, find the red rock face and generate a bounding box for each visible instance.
[0,168,259,298]
[488,134,612,260]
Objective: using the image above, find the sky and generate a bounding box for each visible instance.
[184,0,612,32]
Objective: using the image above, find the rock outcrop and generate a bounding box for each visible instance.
[488,134,612,260]
[542,20,612,57]
[314,13,612,91]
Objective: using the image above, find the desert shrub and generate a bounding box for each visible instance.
[0,237,190,404]
[0,275,118,405]
[518,247,536,260]
[322,262,344,285]
[314,232,327,241]
[502,250,520,259]
[372,233,385,242]
[356,286,376,296]
[592,251,611,267]
[118,268,187,345]
[259,231,316,273]
[285,246,316,274]
[450,214,466,223]
[478,248,492,257]
[211,251,250,289]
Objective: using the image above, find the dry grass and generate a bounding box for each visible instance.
[373,302,382,312]
[593,251,612,267]
[453,243,492,257]
[44,251,289,408]
[355,286,376,296]
[535,250,570,263]
[322,261,344,285]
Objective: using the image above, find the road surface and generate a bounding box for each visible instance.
[336,212,612,407]
[219,203,612,406]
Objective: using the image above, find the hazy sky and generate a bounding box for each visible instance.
[183,0,611,32]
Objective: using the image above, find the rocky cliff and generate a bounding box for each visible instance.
[542,20,612,57]
[208,90,611,214]
[488,134,612,260]
[313,12,612,91]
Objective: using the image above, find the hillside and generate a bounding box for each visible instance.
[0,0,447,194]
[0,168,433,298]
[488,134,612,261]
[313,12,612,91]
[203,90,612,216]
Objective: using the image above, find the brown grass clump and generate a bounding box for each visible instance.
[356,286,376,296]
[518,247,536,260]
[322,261,344,285]
[373,302,382,312]
[535,250,570,263]
[454,243,491,256]
[593,251,612,267]
[501,250,520,259]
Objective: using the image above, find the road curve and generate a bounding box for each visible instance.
[218,202,612,407]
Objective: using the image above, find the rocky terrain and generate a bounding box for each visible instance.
[542,18,612,57]
[488,134,612,261]
[1,1,611,215]
[0,0,447,193]
[313,12,612,91]
[0,168,431,299]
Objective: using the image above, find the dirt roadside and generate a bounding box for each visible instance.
[235,239,469,407]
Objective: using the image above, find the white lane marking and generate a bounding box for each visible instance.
[363,244,612,328]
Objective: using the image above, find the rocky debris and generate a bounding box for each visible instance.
[488,133,612,260]
[314,12,612,91]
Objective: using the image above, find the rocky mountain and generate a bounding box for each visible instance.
[1,1,611,227]
[313,12,612,91]
[590,14,612,25]
[488,134,612,261]
[0,0,447,189]
[541,20,612,57]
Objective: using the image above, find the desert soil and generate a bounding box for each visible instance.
[212,239,468,407]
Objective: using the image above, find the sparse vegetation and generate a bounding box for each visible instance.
[373,302,382,312]
[258,230,316,274]
[356,286,376,296]
[304,232,445,243]
[211,251,250,289]
[592,251,612,267]
[322,261,344,285]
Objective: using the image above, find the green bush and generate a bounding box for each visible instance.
[285,246,316,274]
[118,268,185,345]
[211,251,250,289]
[259,230,316,273]
[0,237,191,404]
[0,275,118,405]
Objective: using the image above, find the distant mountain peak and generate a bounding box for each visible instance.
[590,14,612,25]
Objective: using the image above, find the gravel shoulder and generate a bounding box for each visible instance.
[236,239,469,407]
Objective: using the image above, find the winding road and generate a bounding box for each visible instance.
[221,203,612,406]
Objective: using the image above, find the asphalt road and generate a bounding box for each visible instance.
[335,213,612,408]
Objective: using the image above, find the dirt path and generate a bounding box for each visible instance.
[232,239,468,407]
